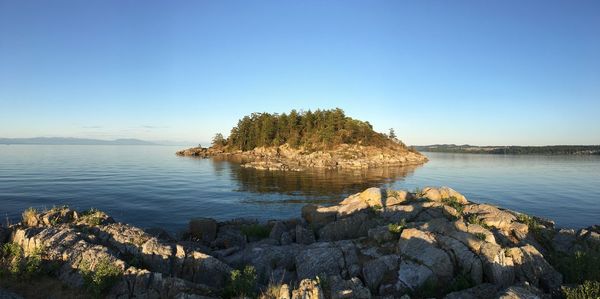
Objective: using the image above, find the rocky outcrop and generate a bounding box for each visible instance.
[2,186,594,298]
[177,143,428,171]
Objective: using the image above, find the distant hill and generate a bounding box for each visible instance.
[414,144,600,155]
[0,137,157,145]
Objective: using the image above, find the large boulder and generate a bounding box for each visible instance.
[420,186,468,204]
[358,187,384,207]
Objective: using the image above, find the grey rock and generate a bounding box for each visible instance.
[396,260,435,292]
[319,212,379,241]
[189,218,217,243]
[329,276,371,299]
[361,255,400,292]
[295,245,345,280]
[296,225,316,245]
[444,283,499,299]
[397,228,454,281]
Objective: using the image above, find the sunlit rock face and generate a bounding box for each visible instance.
[3,186,595,298]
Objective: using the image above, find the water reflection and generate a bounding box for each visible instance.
[211,158,422,204]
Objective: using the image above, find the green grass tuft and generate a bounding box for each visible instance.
[80,257,122,298]
[241,224,270,240]
[388,219,407,234]
[224,265,257,298]
[562,280,600,299]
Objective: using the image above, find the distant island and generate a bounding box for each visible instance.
[177,108,428,170]
[414,144,600,155]
[0,137,158,146]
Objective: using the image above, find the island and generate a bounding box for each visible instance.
[176,109,428,171]
[1,186,598,298]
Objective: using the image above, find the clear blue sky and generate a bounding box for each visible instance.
[1,1,599,146]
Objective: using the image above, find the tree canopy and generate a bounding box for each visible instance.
[215,108,404,151]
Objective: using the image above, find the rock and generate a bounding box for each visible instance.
[368,226,396,244]
[494,284,545,299]
[270,221,287,243]
[436,235,484,284]
[295,245,345,280]
[382,203,424,223]
[463,204,516,231]
[329,276,371,299]
[180,250,232,288]
[479,242,515,287]
[384,190,412,206]
[213,227,247,249]
[296,225,316,245]
[505,245,562,291]
[291,279,325,299]
[551,229,576,254]
[362,255,400,292]
[359,187,384,208]
[420,186,468,204]
[444,283,499,299]
[397,228,454,281]
[39,207,77,226]
[280,231,293,245]
[302,204,338,228]
[318,212,379,241]
[395,260,435,292]
[222,243,301,285]
[189,218,218,243]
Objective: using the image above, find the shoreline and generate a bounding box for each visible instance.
[1,186,598,298]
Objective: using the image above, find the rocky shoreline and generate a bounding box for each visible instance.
[176,144,428,171]
[1,187,599,298]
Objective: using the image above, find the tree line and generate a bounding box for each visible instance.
[211,108,403,151]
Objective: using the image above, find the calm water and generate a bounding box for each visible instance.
[0,145,599,231]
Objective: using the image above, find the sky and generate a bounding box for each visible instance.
[1,1,599,146]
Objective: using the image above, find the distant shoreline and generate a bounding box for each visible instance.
[413,144,600,155]
[0,137,192,146]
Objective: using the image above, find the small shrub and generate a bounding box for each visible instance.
[22,207,38,226]
[80,208,105,226]
[550,250,600,284]
[260,282,285,299]
[562,280,600,299]
[474,232,487,241]
[80,257,123,298]
[241,224,270,240]
[0,242,45,279]
[388,219,407,234]
[413,187,422,196]
[370,204,383,213]
[442,197,464,214]
[466,214,491,229]
[224,265,257,298]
